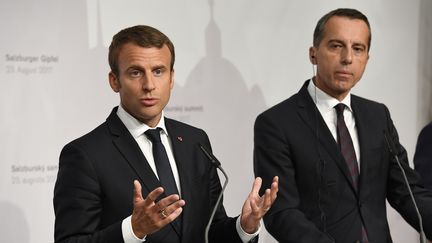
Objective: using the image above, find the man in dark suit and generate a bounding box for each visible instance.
[254,8,432,243]
[414,122,432,191]
[54,25,278,243]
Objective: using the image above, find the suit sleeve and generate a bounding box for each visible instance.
[414,123,432,191]
[253,113,334,243]
[383,107,432,239]
[53,142,123,243]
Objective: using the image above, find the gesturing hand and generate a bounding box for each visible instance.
[240,176,279,234]
[131,180,185,238]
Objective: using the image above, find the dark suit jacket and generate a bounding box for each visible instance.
[254,80,432,243]
[54,107,242,243]
[414,122,432,191]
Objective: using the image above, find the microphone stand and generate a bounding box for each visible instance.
[199,144,229,243]
[384,132,426,243]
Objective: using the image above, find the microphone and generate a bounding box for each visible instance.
[199,144,221,167]
[383,131,426,243]
[199,144,229,243]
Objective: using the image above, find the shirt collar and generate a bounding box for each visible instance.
[307,79,352,113]
[116,105,168,139]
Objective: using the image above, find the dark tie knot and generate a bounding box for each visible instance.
[145,128,162,143]
[335,103,346,118]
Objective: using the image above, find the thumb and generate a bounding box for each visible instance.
[133,180,144,204]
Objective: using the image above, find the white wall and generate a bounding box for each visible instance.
[0,0,430,242]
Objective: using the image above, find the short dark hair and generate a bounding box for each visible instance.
[108,25,175,76]
[313,8,371,51]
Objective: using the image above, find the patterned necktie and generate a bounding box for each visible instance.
[335,103,368,243]
[335,103,359,189]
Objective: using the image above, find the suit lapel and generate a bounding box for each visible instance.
[297,81,358,194]
[165,119,191,203]
[165,118,193,237]
[351,97,372,197]
[106,108,161,194]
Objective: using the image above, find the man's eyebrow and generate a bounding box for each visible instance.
[151,64,167,70]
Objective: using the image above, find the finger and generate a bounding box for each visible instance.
[250,177,263,196]
[270,176,279,202]
[249,195,261,213]
[272,176,279,184]
[164,207,184,222]
[133,180,144,204]
[143,187,164,207]
[156,194,182,210]
[262,188,272,210]
[159,199,186,218]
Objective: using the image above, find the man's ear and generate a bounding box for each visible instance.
[309,47,317,65]
[170,69,175,90]
[109,71,120,92]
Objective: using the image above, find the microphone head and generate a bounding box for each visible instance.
[199,144,222,167]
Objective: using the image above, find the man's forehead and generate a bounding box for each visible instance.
[322,17,370,43]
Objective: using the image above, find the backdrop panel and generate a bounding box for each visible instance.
[0,0,429,242]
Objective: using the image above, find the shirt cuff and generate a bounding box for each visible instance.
[121,215,147,243]
[236,215,260,242]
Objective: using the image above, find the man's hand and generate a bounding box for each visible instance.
[240,176,279,234]
[131,180,185,238]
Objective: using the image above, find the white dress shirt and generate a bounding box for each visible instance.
[307,79,361,170]
[115,105,258,242]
